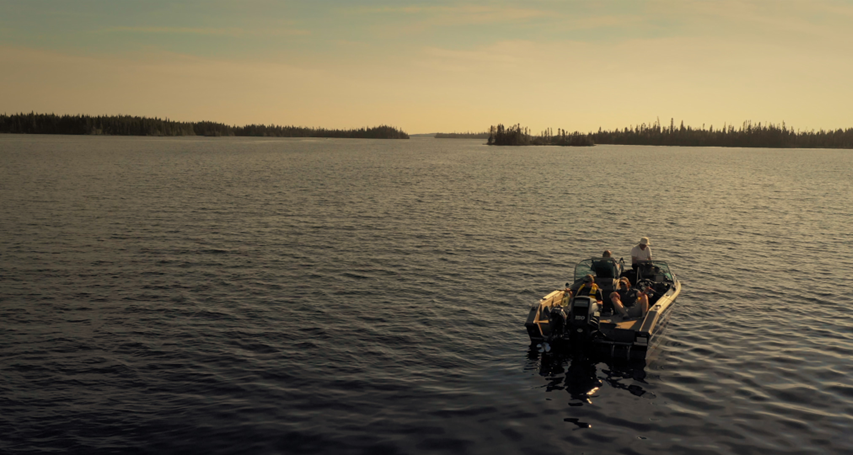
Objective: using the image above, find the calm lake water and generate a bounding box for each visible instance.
[1,134,852,455]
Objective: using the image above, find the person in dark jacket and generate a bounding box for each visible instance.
[609,277,648,319]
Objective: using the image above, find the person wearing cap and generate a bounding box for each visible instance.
[631,237,653,267]
[609,277,649,320]
[564,274,604,305]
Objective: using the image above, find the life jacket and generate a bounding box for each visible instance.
[561,283,599,307]
[575,283,599,298]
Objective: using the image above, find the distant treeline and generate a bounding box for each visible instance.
[434,132,490,139]
[591,119,853,149]
[0,113,409,139]
[488,119,853,149]
[488,124,594,146]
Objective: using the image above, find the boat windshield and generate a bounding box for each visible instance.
[574,259,594,282]
[573,258,620,282]
[650,261,674,281]
[574,259,674,282]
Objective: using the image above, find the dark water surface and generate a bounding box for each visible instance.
[2,135,852,454]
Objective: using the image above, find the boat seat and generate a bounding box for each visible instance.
[594,277,617,294]
[591,259,619,278]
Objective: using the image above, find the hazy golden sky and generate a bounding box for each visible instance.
[2,0,852,134]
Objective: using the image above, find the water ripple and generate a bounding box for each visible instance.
[1,136,852,454]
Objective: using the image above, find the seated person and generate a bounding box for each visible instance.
[598,250,623,278]
[609,277,649,320]
[565,274,604,304]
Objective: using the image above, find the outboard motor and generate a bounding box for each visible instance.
[548,305,569,339]
[568,297,601,343]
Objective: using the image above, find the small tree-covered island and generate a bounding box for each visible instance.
[488,124,594,146]
[487,119,853,148]
[0,113,409,139]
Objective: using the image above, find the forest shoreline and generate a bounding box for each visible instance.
[0,113,409,139]
[485,120,853,149]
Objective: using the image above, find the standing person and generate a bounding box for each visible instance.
[631,237,653,267]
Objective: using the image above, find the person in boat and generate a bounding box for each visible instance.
[564,274,604,305]
[599,250,623,278]
[610,277,649,319]
[631,237,653,268]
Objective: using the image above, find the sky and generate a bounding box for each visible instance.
[1,0,852,134]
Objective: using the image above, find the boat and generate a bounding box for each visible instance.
[525,258,682,360]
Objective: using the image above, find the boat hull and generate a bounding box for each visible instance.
[526,279,681,360]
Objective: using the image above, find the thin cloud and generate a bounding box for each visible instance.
[421,43,526,65]
[344,4,659,41]
[651,0,853,38]
[350,4,548,24]
[549,13,647,33]
[99,26,309,37]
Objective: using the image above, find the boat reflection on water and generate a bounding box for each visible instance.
[526,347,651,408]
